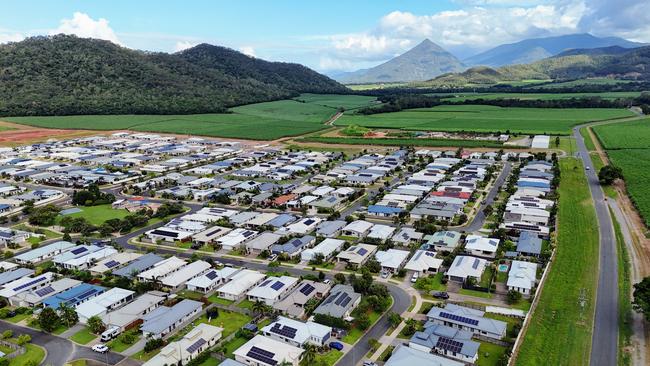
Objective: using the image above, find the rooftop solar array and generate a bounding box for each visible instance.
[78,288,100,301]
[104,260,120,268]
[270,281,285,291]
[357,248,368,256]
[205,271,218,280]
[472,258,480,270]
[13,276,47,291]
[71,247,88,255]
[439,311,479,326]
[260,279,272,287]
[247,346,277,366]
[334,293,350,306]
[186,338,207,354]
[270,323,297,339]
[304,219,315,225]
[300,283,315,296]
[35,286,55,297]
[436,336,464,354]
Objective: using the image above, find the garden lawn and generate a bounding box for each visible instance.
[414,272,447,293]
[58,204,129,226]
[8,344,45,366]
[337,105,633,135]
[132,348,160,362]
[107,331,141,353]
[306,350,343,366]
[5,312,31,323]
[516,158,599,365]
[237,300,254,310]
[222,336,249,358]
[207,295,233,305]
[476,342,507,366]
[70,327,96,345]
[197,310,251,338]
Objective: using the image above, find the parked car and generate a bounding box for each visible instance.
[432,291,449,299]
[329,341,344,351]
[363,361,379,366]
[323,279,331,285]
[380,271,389,279]
[92,344,109,353]
[411,272,419,283]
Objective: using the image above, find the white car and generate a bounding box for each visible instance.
[92,344,109,353]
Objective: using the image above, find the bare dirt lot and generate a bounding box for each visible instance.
[0,121,101,146]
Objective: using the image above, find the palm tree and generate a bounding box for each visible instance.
[302,344,317,364]
[58,303,78,327]
[252,300,267,316]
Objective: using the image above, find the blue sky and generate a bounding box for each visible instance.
[1,0,649,72]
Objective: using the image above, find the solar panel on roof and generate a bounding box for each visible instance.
[270,281,284,291]
[300,284,315,296]
[104,260,120,268]
[71,247,88,255]
[340,296,351,307]
[247,346,277,366]
[439,311,479,326]
[446,232,455,237]
[186,338,206,354]
[77,288,99,301]
[436,336,464,354]
[334,293,348,306]
[304,219,315,225]
[260,279,272,287]
[13,276,47,291]
[357,248,368,256]
[472,258,480,269]
[35,286,55,297]
[205,271,218,280]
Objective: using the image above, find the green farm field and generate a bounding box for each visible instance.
[435,91,641,102]
[336,105,634,135]
[300,135,508,148]
[1,94,356,140]
[593,118,650,225]
[517,158,599,365]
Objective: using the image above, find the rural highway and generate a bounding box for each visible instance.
[573,125,618,366]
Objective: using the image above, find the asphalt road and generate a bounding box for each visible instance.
[459,162,512,233]
[0,320,125,366]
[573,125,618,366]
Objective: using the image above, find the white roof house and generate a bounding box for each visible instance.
[217,269,266,301]
[300,238,344,262]
[447,256,487,282]
[186,267,240,294]
[247,276,299,305]
[192,226,232,245]
[367,224,396,241]
[0,272,55,298]
[279,217,322,235]
[143,323,223,366]
[217,228,259,251]
[137,256,187,281]
[336,244,377,266]
[507,261,538,295]
[234,335,304,366]
[342,220,373,237]
[161,260,211,290]
[465,235,500,257]
[102,292,166,331]
[405,250,443,274]
[141,299,203,339]
[375,249,410,272]
[246,232,283,253]
[8,278,81,307]
[75,287,135,323]
[88,252,142,275]
[262,316,332,347]
[58,246,118,270]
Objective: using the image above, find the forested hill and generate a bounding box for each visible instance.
[0,35,347,116]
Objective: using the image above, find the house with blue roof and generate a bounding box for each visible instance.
[271,235,315,257]
[42,283,106,310]
[367,204,404,217]
[516,231,543,257]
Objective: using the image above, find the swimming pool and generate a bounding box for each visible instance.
[498,264,509,272]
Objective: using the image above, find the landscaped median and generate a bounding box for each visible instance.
[515,158,600,365]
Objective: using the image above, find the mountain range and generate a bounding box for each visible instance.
[333,33,646,84]
[0,35,346,116]
[334,39,465,84]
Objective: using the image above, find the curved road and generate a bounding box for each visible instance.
[573,125,618,366]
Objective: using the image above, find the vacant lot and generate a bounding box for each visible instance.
[516,158,599,365]
[2,94,370,140]
[58,204,130,226]
[337,105,634,135]
[593,119,650,225]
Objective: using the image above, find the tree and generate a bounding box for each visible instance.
[368,338,380,352]
[334,273,346,284]
[38,307,60,333]
[87,315,104,334]
[598,165,624,185]
[1,330,12,339]
[302,344,317,364]
[318,271,325,281]
[252,300,269,316]
[16,334,31,345]
[506,289,523,305]
[633,277,650,320]
[388,312,402,328]
[355,313,370,330]
[59,303,79,327]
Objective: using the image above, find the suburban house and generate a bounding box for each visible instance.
[88,252,142,275]
[143,323,223,366]
[234,335,304,366]
[270,235,315,257]
[192,226,232,246]
[247,276,299,306]
[246,232,283,255]
[102,292,167,332]
[375,249,410,273]
[385,345,464,366]
[409,323,479,364]
[8,278,81,307]
[141,299,203,339]
[186,267,240,294]
[75,287,136,323]
[273,281,330,318]
[160,260,211,290]
[217,228,259,251]
[464,235,500,258]
[42,283,106,310]
[427,304,507,340]
[516,232,543,257]
[262,316,332,347]
[336,244,377,267]
[137,256,187,282]
[446,256,487,283]
[113,253,164,278]
[313,284,361,319]
[315,220,346,237]
[341,220,373,238]
[217,269,266,301]
[300,238,344,262]
[404,250,443,275]
[0,267,34,287]
[507,260,538,295]
[12,241,75,265]
[421,231,462,251]
[0,272,55,299]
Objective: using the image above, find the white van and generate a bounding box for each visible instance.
[100,326,121,342]
[411,272,420,283]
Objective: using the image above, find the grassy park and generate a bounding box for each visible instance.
[516,158,599,365]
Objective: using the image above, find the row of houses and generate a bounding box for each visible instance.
[312,150,408,186]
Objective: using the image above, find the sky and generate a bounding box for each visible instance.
[1,0,649,73]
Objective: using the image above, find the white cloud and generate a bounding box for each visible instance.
[49,12,120,45]
[239,46,256,57]
[0,32,25,44]
[174,41,197,52]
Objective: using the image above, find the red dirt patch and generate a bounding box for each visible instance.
[0,128,95,144]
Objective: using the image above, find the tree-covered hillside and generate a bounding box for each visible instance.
[0,35,347,116]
